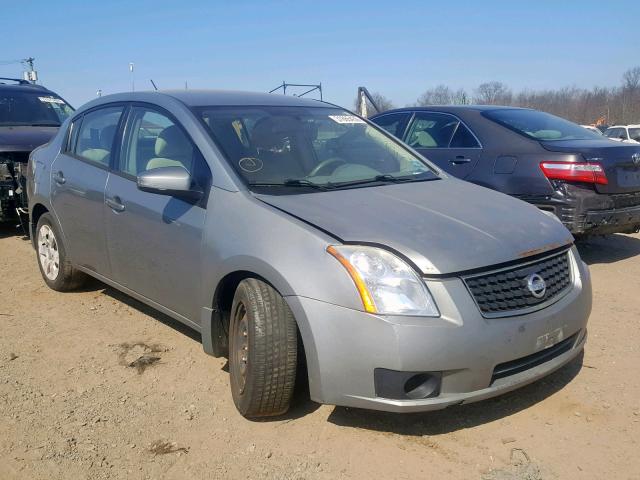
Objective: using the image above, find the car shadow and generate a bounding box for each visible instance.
[0,223,29,240]
[576,233,640,265]
[78,276,201,344]
[326,352,583,436]
[79,276,322,419]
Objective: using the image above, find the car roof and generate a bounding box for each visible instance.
[373,105,532,116]
[88,90,329,108]
[0,81,55,95]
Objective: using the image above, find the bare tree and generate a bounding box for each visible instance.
[353,91,395,114]
[622,67,640,91]
[474,81,512,105]
[416,85,453,105]
[451,88,469,105]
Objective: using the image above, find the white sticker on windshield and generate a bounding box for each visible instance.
[328,115,365,124]
[38,96,65,104]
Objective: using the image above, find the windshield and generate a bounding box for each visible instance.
[0,91,74,127]
[483,109,603,142]
[197,106,437,191]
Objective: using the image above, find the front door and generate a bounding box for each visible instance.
[104,106,210,321]
[404,111,482,178]
[49,105,125,275]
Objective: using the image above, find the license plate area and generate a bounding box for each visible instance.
[617,168,640,188]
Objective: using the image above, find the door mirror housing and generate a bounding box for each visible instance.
[137,166,202,199]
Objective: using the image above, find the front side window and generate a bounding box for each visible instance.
[372,112,410,137]
[197,106,437,191]
[484,109,603,141]
[604,128,620,139]
[119,108,195,176]
[74,106,124,166]
[629,128,640,142]
[0,91,74,126]
[405,112,459,148]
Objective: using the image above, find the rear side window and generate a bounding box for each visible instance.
[372,112,410,138]
[73,106,124,166]
[450,123,480,148]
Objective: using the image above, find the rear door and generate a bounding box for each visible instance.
[104,105,211,321]
[49,105,124,276]
[403,111,482,178]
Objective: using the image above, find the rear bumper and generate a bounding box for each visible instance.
[519,184,640,235]
[287,248,592,412]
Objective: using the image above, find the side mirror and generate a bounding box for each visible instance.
[137,166,202,199]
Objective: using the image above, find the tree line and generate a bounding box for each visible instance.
[365,66,640,125]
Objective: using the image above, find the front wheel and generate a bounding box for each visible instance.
[229,278,298,418]
[35,213,86,291]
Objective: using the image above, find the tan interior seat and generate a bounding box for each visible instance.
[411,130,437,148]
[146,125,193,171]
[80,124,118,164]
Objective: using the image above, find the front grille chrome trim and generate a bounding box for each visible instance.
[462,248,574,319]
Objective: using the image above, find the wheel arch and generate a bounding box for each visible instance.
[201,267,312,392]
[30,203,49,246]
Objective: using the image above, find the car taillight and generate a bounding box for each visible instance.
[540,161,608,185]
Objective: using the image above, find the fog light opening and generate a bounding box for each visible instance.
[403,373,440,400]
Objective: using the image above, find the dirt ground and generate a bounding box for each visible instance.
[1,226,639,480]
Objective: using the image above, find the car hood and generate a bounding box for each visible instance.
[0,126,58,152]
[255,179,573,275]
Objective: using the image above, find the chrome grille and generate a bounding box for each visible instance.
[463,251,572,317]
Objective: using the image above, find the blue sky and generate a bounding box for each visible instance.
[2,0,638,108]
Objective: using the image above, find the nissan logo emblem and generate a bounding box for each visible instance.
[526,273,547,299]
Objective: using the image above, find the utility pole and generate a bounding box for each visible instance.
[129,62,135,92]
[22,57,37,84]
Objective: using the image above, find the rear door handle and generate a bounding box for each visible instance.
[105,196,125,213]
[449,156,472,165]
[53,171,66,184]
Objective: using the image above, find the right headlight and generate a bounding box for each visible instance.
[327,245,439,317]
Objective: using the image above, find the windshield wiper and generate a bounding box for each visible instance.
[248,179,330,190]
[329,173,436,189]
[29,122,61,127]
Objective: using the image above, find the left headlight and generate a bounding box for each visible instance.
[327,245,439,317]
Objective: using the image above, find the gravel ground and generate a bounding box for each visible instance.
[1,227,639,480]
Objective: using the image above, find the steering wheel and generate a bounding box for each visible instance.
[308,158,347,177]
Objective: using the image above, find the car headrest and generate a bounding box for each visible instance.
[251,116,301,150]
[155,125,192,158]
[100,124,118,149]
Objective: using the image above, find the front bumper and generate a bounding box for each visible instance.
[287,248,591,412]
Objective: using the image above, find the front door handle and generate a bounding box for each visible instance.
[53,171,66,184]
[449,156,472,165]
[105,196,125,213]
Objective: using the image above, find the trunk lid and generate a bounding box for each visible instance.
[541,139,640,194]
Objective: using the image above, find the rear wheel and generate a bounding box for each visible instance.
[35,213,86,291]
[229,278,297,418]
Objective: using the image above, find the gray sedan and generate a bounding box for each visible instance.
[27,91,591,418]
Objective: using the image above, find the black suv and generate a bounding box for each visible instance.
[0,78,73,228]
[371,106,640,235]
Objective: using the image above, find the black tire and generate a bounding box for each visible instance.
[229,278,297,418]
[35,213,86,291]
